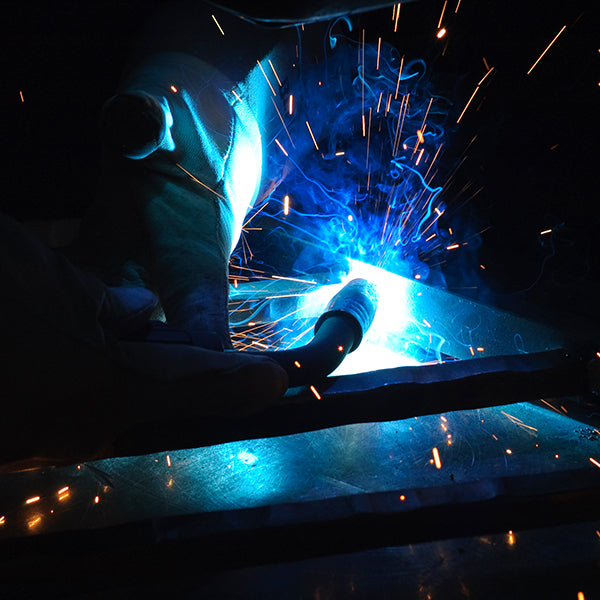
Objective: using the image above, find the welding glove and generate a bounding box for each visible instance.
[0,212,288,420]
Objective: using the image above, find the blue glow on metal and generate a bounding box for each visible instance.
[237,450,259,465]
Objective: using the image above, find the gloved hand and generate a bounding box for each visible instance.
[1,212,288,421]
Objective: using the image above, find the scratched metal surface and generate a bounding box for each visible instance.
[0,400,598,540]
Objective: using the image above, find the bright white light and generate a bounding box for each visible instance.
[330,342,420,375]
[295,259,423,375]
[237,450,258,465]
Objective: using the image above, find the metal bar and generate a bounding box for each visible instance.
[1,467,598,587]
[229,261,569,361]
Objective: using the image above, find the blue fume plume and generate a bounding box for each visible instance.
[235,30,458,288]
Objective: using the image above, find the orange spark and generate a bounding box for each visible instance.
[26,496,40,505]
[376,90,383,112]
[274,138,289,157]
[294,360,301,368]
[310,385,322,400]
[166,454,171,467]
[268,59,282,86]
[437,0,447,28]
[57,486,69,495]
[175,163,225,200]
[288,94,294,115]
[94,496,100,504]
[456,67,494,124]
[527,25,567,75]
[306,120,319,151]
[211,14,225,35]
[432,447,442,469]
[19,90,25,102]
[28,516,42,529]
[590,457,600,468]
[256,60,277,96]
[376,37,382,70]
[283,195,290,215]
[417,129,425,143]
[394,55,405,99]
[436,28,447,39]
[506,449,513,454]
[170,85,178,93]
[446,243,459,250]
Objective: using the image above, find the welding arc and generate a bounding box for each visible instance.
[255,279,378,387]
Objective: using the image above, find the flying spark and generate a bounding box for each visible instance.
[268,59,282,86]
[456,67,494,123]
[305,120,320,151]
[211,14,225,36]
[527,25,567,75]
[274,138,289,157]
[437,1,447,28]
[176,163,225,200]
[393,2,401,32]
[256,60,277,96]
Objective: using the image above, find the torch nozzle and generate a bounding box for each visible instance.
[314,278,378,352]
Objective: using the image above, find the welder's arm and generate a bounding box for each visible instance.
[0,212,288,418]
[208,0,417,26]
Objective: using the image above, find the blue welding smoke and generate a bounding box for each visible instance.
[232,24,457,288]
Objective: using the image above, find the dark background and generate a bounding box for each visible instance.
[5,0,599,327]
